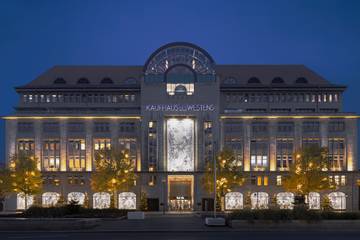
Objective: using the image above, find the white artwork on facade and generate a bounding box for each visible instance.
[251,192,269,209]
[17,193,34,210]
[308,192,321,210]
[167,118,194,172]
[68,192,85,205]
[225,192,243,210]
[277,192,294,209]
[328,192,346,210]
[93,192,111,209]
[42,192,60,207]
[118,192,136,210]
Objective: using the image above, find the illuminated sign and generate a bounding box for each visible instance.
[145,104,215,112]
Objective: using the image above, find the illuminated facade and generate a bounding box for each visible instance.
[2,42,360,212]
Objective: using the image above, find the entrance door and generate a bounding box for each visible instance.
[147,198,159,211]
[168,175,193,211]
[202,198,214,211]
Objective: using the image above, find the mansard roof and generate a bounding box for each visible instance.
[16,64,345,90]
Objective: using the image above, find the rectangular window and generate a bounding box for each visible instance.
[94,122,110,132]
[276,175,282,186]
[328,121,345,132]
[17,139,35,156]
[224,137,243,168]
[276,138,293,170]
[68,122,85,132]
[204,121,213,164]
[257,176,262,186]
[328,138,345,171]
[119,122,136,133]
[93,138,111,151]
[302,122,320,133]
[302,138,320,148]
[263,176,268,186]
[68,139,86,171]
[42,140,60,171]
[250,140,269,171]
[119,138,137,168]
[17,122,34,132]
[148,121,157,169]
[43,122,60,132]
[277,122,294,133]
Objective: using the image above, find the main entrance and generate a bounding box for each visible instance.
[168,175,193,211]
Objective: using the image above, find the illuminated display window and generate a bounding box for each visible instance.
[277,192,294,209]
[118,192,136,210]
[251,192,269,209]
[17,193,34,210]
[17,139,35,155]
[94,139,111,151]
[225,192,243,210]
[42,192,60,207]
[276,138,293,171]
[308,192,320,210]
[328,192,346,210]
[250,140,269,171]
[68,192,85,205]
[93,192,111,209]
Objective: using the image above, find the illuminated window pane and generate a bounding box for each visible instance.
[277,192,294,209]
[251,192,269,209]
[68,192,85,205]
[225,192,243,210]
[17,193,34,210]
[93,192,110,209]
[118,192,136,210]
[328,192,346,210]
[308,192,320,210]
[42,192,60,207]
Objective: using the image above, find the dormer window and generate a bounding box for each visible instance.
[77,78,90,84]
[296,77,308,84]
[248,77,261,84]
[101,77,113,84]
[272,77,285,84]
[53,78,66,84]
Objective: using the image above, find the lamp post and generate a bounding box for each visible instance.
[213,140,217,218]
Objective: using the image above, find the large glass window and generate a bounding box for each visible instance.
[251,192,269,209]
[276,138,293,171]
[308,192,320,210]
[250,140,268,171]
[68,192,85,205]
[277,192,294,209]
[225,192,243,210]
[328,138,345,171]
[118,192,136,210]
[302,138,320,149]
[68,139,86,171]
[42,140,60,171]
[119,138,137,168]
[224,138,243,168]
[17,193,34,210]
[93,192,111,209]
[42,192,60,207]
[328,192,346,210]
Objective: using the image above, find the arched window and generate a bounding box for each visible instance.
[251,192,269,209]
[17,193,34,210]
[224,77,237,84]
[166,65,195,96]
[77,77,90,84]
[42,192,60,207]
[101,77,113,84]
[272,77,285,84]
[308,192,320,210]
[248,77,261,84]
[68,192,85,205]
[225,192,243,210]
[118,192,136,210]
[93,192,110,209]
[53,78,66,84]
[277,192,294,209]
[296,77,308,84]
[328,192,346,210]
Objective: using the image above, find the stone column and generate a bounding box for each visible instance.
[294,119,303,152]
[59,119,67,172]
[345,118,357,171]
[85,120,93,171]
[34,120,43,171]
[5,120,17,166]
[269,119,277,171]
[320,119,329,148]
[243,120,251,171]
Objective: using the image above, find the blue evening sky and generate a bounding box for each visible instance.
[0,0,360,163]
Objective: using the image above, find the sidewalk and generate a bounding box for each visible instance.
[93,212,230,232]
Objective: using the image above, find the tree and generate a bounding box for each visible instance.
[91,149,137,208]
[283,145,335,207]
[9,153,42,209]
[202,148,244,210]
[140,191,148,211]
[0,168,11,200]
